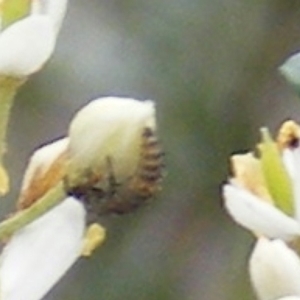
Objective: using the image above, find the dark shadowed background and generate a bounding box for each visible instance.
[3,1,300,299]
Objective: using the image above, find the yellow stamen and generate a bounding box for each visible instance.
[81,223,106,257]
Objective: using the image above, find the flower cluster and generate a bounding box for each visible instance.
[223,120,300,300]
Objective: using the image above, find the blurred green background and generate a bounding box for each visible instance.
[3,1,300,299]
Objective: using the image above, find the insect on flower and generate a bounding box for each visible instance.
[0,97,163,300]
[67,126,164,218]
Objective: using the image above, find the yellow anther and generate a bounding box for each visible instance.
[81,223,106,257]
[277,120,300,150]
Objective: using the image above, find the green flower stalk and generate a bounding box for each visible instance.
[0,77,24,194]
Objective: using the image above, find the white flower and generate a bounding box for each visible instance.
[223,121,300,241]
[0,97,159,300]
[0,138,86,300]
[0,0,68,77]
[249,238,300,300]
[18,96,158,210]
[1,136,105,300]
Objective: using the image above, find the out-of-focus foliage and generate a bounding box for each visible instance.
[3,1,300,299]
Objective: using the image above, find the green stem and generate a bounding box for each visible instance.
[0,181,65,240]
[0,77,24,159]
[0,77,25,194]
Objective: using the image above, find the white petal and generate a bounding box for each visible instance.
[282,148,300,222]
[20,138,68,195]
[69,97,156,183]
[0,15,56,76]
[278,297,300,300]
[249,238,300,300]
[0,198,86,300]
[32,0,68,35]
[223,184,300,240]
